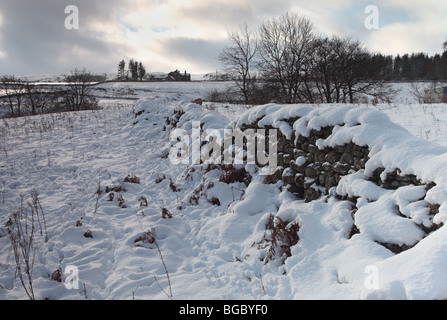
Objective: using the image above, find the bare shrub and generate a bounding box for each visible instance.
[7,212,36,299]
[191,98,203,105]
[134,228,156,246]
[93,181,101,215]
[256,214,300,265]
[161,208,173,219]
[219,165,251,185]
[209,197,221,206]
[6,191,48,300]
[50,268,63,282]
[105,182,127,193]
[117,193,126,208]
[139,196,148,207]
[108,192,115,202]
[84,229,93,238]
[155,175,166,184]
[206,88,227,103]
[29,189,48,242]
[189,185,203,206]
[124,175,140,184]
[169,179,180,192]
[409,82,430,104]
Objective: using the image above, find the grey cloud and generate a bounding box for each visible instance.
[0,0,135,75]
[176,0,295,28]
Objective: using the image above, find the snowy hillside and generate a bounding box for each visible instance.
[1,81,447,300]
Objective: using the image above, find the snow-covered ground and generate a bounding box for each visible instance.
[1,81,447,300]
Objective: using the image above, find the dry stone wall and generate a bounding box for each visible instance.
[167,105,436,205]
[241,115,442,249]
[164,103,443,253]
[250,118,428,202]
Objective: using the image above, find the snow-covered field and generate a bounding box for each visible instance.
[1,81,447,300]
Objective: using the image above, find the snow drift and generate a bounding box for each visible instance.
[2,94,447,300]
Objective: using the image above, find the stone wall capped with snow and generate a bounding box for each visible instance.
[227,103,447,252]
[252,119,430,204]
[125,98,447,299]
[156,101,447,254]
[266,125,371,202]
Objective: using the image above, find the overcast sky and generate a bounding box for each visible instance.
[0,0,446,76]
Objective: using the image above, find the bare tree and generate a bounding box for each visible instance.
[340,38,395,103]
[37,89,63,114]
[0,76,26,117]
[218,12,395,105]
[310,36,393,104]
[23,81,43,116]
[219,22,258,104]
[63,68,98,111]
[308,36,339,103]
[258,12,316,103]
[339,38,370,103]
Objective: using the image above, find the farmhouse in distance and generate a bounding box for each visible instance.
[150,70,192,82]
[166,70,191,82]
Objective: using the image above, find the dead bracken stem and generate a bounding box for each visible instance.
[93,181,102,214]
[134,222,173,299]
[29,189,48,242]
[154,238,173,299]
